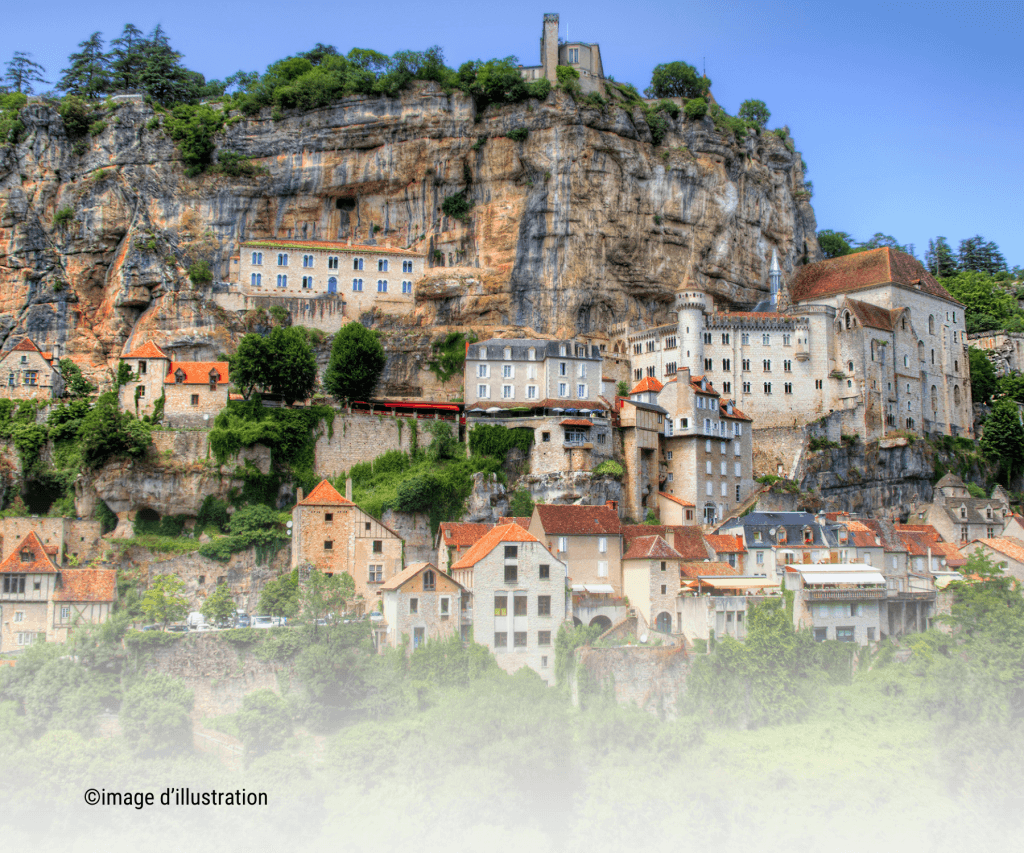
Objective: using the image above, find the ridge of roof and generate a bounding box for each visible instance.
[0,531,60,574]
[623,535,684,561]
[534,503,621,535]
[122,341,169,360]
[165,361,230,384]
[299,480,353,506]
[451,523,542,570]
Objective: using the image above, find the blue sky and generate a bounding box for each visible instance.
[5,0,1022,268]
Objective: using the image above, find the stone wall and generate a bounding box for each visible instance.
[314,412,458,476]
[572,640,691,717]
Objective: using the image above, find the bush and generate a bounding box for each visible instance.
[441,192,474,222]
[120,672,194,757]
[163,103,224,176]
[0,92,28,145]
[52,207,75,229]
[506,127,528,142]
[58,96,92,140]
[526,78,551,100]
[88,119,107,136]
[236,689,293,761]
[468,424,534,461]
[684,97,708,119]
[555,65,581,98]
[645,61,711,99]
[592,459,624,478]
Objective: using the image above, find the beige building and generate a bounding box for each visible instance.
[611,247,973,443]
[960,537,1024,584]
[451,523,567,685]
[787,563,888,644]
[909,473,1009,544]
[435,522,493,575]
[291,480,404,609]
[621,534,685,634]
[0,531,116,652]
[119,341,229,426]
[379,562,466,652]
[0,337,61,400]
[0,516,105,565]
[529,502,623,593]
[518,13,606,95]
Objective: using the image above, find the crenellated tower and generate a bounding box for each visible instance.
[675,288,708,374]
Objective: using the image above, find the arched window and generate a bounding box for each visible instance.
[929,315,935,334]
[423,570,435,591]
[844,312,851,330]
[903,354,909,367]
[931,386,938,412]
[848,361,854,373]
[953,385,961,405]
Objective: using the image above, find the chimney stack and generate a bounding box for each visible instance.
[296,487,303,503]
[346,477,353,501]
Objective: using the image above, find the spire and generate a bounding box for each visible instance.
[769,249,782,307]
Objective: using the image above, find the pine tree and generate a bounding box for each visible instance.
[958,235,1007,275]
[980,397,1024,487]
[925,236,957,277]
[4,52,48,94]
[109,24,147,92]
[58,32,110,99]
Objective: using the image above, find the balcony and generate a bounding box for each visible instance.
[804,588,886,601]
[886,589,935,601]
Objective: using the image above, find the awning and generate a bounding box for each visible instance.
[571,584,616,594]
[800,571,885,585]
[560,419,593,427]
[685,577,781,590]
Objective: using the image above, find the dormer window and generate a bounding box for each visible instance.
[174,369,185,384]
[503,347,511,360]
[777,528,787,544]
[986,507,993,519]
[423,570,435,591]
[20,550,32,563]
[209,370,220,390]
[803,527,813,544]
[960,506,967,519]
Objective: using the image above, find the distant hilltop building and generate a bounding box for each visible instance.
[519,13,606,95]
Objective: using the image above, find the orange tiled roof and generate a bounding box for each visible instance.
[680,561,735,578]
[630,376,664,394]
[241,239,423,257]
[0,532,59,574]
[165,361,229,385]
[298,480,353,506]
[123,341,169,360]
[535,504,620,536]
[673,527,714,560]
[451,523,542,570]
[932,541,967,567]
[440,522,493,549]
[11,337,41,352]
[53,568,117,602]
[623,535,684,561]
[705,534,745,553]
[379,562,465,592]
[559,419,595,427]
[689,375,720,397]
[719,401,752,421]
[496,517,531,529]
[974,536,1024,565]
[789,247,960,305]
[659,492,695,508]
[846,298,902,332]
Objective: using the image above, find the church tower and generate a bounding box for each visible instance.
[769,248,782,308]
[541,13,560,84]
[675,287,708,374]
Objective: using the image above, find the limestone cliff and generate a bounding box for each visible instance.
[1,85,818,386]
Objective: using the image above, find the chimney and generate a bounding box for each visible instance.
[605,500,619,513]
[296,487,303,503]
[346,477,353,501]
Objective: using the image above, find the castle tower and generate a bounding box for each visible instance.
[542,13,560,84]
[769,249,782,308]
[675,288,708,374]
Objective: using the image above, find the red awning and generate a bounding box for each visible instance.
[559,419,593,427]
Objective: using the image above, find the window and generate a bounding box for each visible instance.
[539,564,550,580]
[190,394,199,406]
[783,333,791,346]
[14,611,25,622]
[250,273,261,287]
[323,540,333,551]
[667,472,673,482]
[302,275,313,289]
[277,253,288,266]
[410,597,418,614]
[704,332,712,344]
[667,450,674,461]
[815,379,823,390]
[538,631,551,646]
[706,460,712,475]
[763,360,771,372]
[513,631,527,648]
[377,279,388,292]
[743,381,751,394]
[742,333,750,345]
[377,258,388,272]
[722,333,730,344]
[526,385,538,400]
[137,386,145,397]
[252,252,263,265]
[328,256,339,269]
[706,482,713,496]
[512,596,528,617]
[352,278,363,291]
[505,563,518,583]
[742,359,750,371]
[756,551,764,564]
[722,359,731,371]
[494,594,507,616]
[704,358,713,371]
[559,382,568,397]
[764,382,772,394]
[762,334,770,345]
[494,632,507,650]
[477,384,489,399]
[373,540,383,553]
[302,254,314,267]
[836,627,855,643]
[784,382,792,394]
[577,383,587,398]
[598,560,608,577]
[423,570,436,591]
[276,274,287,288]
[557,536,568,553]
[403,260,413,273]
[736,484,741,501]
[353,257,364,270]
[503,385,513,399]
[368,565,383,583]
[542,431,550,442]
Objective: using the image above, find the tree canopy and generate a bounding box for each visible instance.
[958,235,1007,275]
[323,322,386,404]
[644,61,710,99]
[3,52,48,94]
[737,99,770,128]
[925,236,958,278]
[943,270,1024,334]
[968,346,997,403]
[140,574,189,627]
[980,397,1024,487]
[817,229,854,259]
[230,326,318,404]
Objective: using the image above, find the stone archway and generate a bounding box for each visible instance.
[589,615,612,632]
[655,612,672,633]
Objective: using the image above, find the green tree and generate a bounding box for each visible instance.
[683,96,707,119]
[140,573,189,627]
[943,270,1023,334]
[109,24,147,92]
[856,232,907,252]
[138,25,199,105]
[119,672,194,757]
[968,347,997,403]
[200,581,236,625]
[958,235,1007,275]
[228,333,269,399]
[236,689,293,762]
[738,99,770,128]
[4,52,48,94]
[300,566,355,630]
[230,327,317,404]
[925,236,958,278]
[57,32,110,99]
[324,322,386,404]
[164,103,223,175]
[980,397,1024,487]
[78,391,151,467]
[644,61,710,99]
[258,569,300,619]
[817,229,854,259]
[509,489,535,518]
[58,358,96,398]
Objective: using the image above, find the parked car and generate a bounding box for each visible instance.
[166,624,188,633]
[194,624,215,632]
[186,612,207,630]
[251,615,273,629]
[270,616,287,627]
[140,624,162,632]
[369,611,384,623]
[235,611,251,628]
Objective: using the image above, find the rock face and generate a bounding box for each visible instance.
[1,85,818,387]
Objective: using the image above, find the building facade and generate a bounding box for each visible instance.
[379,562,466,652]
[518,13,606,94]
[118,341,230,426]
[0,337,61,400]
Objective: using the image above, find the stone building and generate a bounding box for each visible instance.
[451,523,567,685]
[290,480,404,609]
[616,377,667,520]
[0,516,105,565]
[0,337,61,400]
[518,13,606,94]
[961,536,1024,583]
[529,502,622,592]
[909,473,1010,544]
[118,341,229,426]
[621,534,685,634]
[0,531,116,652]
[378,562,466,652]
[435,522,493,575]
[464,338,612,475]
[716,511,844,577]
[787,563,887,644]
[611,248,973,445]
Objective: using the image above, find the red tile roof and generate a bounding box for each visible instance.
[705,534,745,553]
[896,524,942,536]
[672,526,714,560]
[689,376,720,397]
[439,522,493,548]
[0,532,59,574]
[241,239,423,257]
[789,247,960,305]
[559,419,594,427]
[165,361,229,385]
[535,504,620,536]
[53,569,117,602]
[932,541,967,567]
[496,517,531,529]
[659,492,695,508]
[680,561,735,578]
[623,535,684,561]
[451,523,542,570]
[123,341,169,360]
[630,376,664,394]
[846,298,902,332]
[11,337,41,353]
[298,480,353,506]
[719,401,752,422]
[973,536,1024,565]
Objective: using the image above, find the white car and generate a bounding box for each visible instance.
[369,611,384,623]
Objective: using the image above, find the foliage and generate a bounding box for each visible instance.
[980,397,1024,487]
[57,32,110,99]
[616,380,629,397]
[3,51,48,94]
[52,207,75,230]
[591,459,623,478]
[506,127,528,142]
[458,57,529,109]
[925,236,958,278]
[441,192,474,222]
[554,623,602,687]
[258,569,300,619]
[163,103,224,176]
[0,91,28,145]
[509,489,535,518]
[212,150,264,177]
[119,672,194,757]
[58,358,95,398]
[427,330,476,385]
[236,689,293,761]
[966,482,987,499]
[969,347,997,402]
[201,582,237,624]
[818,229,854,259]
[738,99,770,128]
[526,77,551,100]
[468,424,534,461]
[323,322,386,404]
[809,436,840,451]
[187,259,213,286]
[958,235,1007,275]
[197,494,229,532]
[78,392,151,468]
[943,270,1024,334]
[683,96,707,119]
[645,61,710,99]
[140,574,189,627]
[301,568,356,628]
[229,326,318,403]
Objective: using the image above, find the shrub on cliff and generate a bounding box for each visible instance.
[164,103,224,176]
[78,392,152,468]
[738,99,770,129]
[684,96,708,119]
[645,61,710,99]
[324,323,386,404]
